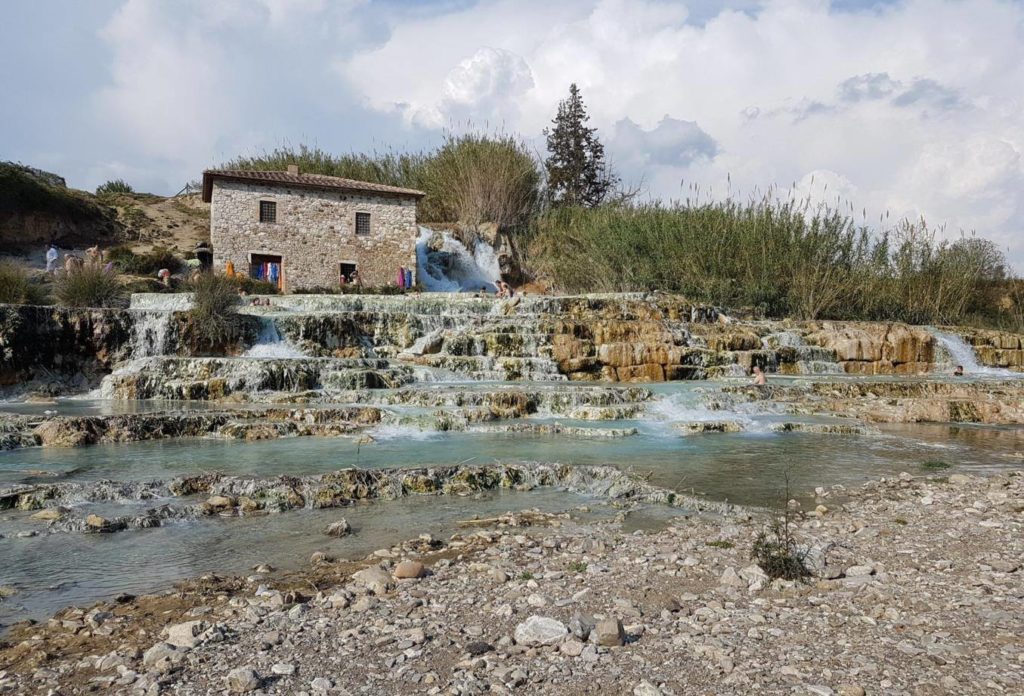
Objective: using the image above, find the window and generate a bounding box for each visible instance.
[259,200,276,223]
[340,263,357,285]
[355,212,371,235]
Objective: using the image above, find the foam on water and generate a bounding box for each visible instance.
[367,423,441,441]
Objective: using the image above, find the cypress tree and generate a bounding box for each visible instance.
[543,84,617,207]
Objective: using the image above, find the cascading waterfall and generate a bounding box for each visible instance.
[416,226,501,292]
[930,329,1014,376]
[244,317,307,359]
[130,310,173,359]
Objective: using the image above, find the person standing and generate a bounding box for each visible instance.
[45,244,59,274]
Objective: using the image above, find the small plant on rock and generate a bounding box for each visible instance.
[567,561,587,573]
[752,474,811,581]
[752,519,811,581]
[921,459,951,471]
[182,272,244,354]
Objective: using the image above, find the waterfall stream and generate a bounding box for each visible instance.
[244,317,307,359]
[416,226,501,292]
[930,329,1014,376]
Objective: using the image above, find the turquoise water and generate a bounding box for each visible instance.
[1,379,1022,627]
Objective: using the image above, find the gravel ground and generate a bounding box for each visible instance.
[1,470,1021,695]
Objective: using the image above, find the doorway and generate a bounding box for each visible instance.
[250,253,283,290]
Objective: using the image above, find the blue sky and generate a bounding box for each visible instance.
[3,0,1023,267]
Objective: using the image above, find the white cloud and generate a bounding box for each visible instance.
[335,0,1024,267]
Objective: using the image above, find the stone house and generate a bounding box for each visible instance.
[202,166,424,291]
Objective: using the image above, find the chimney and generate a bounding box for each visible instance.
[287,164,299,176]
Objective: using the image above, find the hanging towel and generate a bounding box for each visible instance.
[397,267,406,289]
[269,263,279,285]
[405,269,413,289]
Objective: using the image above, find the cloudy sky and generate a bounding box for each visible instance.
[3,0,1023,266]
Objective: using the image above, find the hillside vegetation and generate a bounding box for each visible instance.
[0,162,122,250]
[525,199,1019,327]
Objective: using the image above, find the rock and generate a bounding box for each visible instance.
[85,514,113,531]
[325,519,351,537]
[593,618,626,647]
[164,620,205,649]
[949,474,972,485]
[465,641,493,656]
[271,663,296,676]
[351,566,395,595]
[845,565,875,577]
[310,677,333,692]
[569,612,595,640]
[206,495,234,510]
[560,639,585,657]
[394,560,425,579]
[30,508,63,522]
[739,564,769,591]
[514,616,568,646]
[836,686,866,696]
[142,643,180,669]
[720,566,745,587]
[634,681,664,696]
[226,667,260,693]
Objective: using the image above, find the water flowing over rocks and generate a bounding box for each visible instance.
[1,470,1019,694]
[0,462,735,537]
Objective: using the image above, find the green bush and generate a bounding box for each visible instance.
[921,459,951,471]
[752,519,811,581]
[96,179,134,195]
[422,132,541,229]
[182,273,245,354]
[526,198,1013,325]
[233,275,280,296]
[54,264,125,308]
[0,262,32,304]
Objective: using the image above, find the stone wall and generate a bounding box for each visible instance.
[210,181,418,291]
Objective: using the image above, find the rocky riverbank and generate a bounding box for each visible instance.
[0,469,1019,695]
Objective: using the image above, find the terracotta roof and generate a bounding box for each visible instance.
[201,169,425,202]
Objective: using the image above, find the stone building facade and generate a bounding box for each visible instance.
[202,167,423,292]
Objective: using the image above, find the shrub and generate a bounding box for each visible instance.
[183,273,244,353]
[525,197,1013,325]
[751,519,811,581]
[422,132,541,229]
[921,459,951,471]
[96,179,134,195]
[567,561,588,573]
[53,264,125,308]
[233,275,280,295]
[0,262,32,304]
[106,245,183,275]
